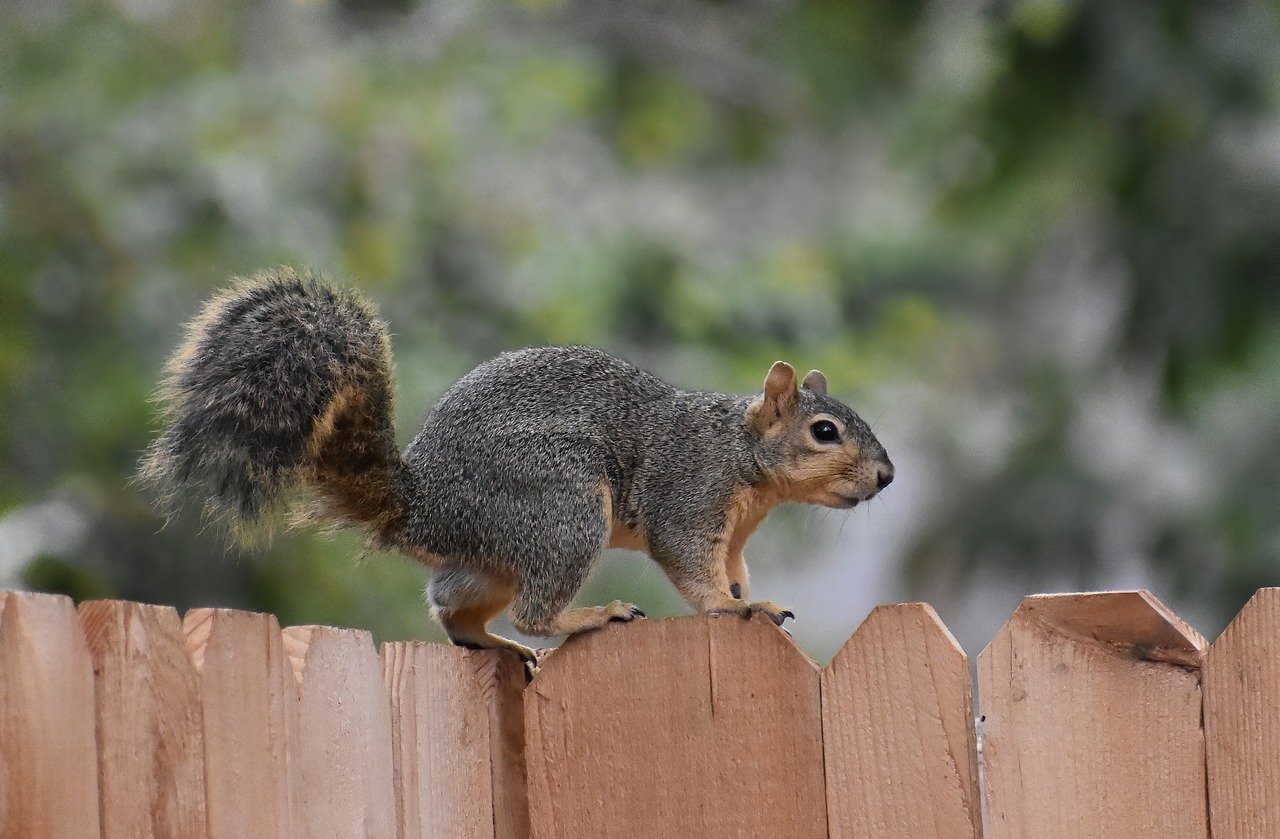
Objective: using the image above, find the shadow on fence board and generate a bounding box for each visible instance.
[1,586,1278,838]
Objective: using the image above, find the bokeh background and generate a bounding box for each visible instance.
[3,0,1278,662]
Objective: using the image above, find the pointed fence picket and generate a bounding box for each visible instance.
[1204,587,1280,838]
[822,603,980,838]
[184,607,302,838]
[0,591,100,838]
[381,641,527,839]
[285,625,396,838]
[523,613,826,838]
[1,586,1277,837]
[78,600,207,837]
[978,591,1208,839]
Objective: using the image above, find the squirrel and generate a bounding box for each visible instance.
[141,267,894,663]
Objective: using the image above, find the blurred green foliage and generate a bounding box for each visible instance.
[1,0,1277,652]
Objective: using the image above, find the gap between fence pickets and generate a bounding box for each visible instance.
[974,712,988,839]
[816,650,829,838]
[1200,692,1212,839]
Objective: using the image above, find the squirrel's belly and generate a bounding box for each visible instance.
[600,478,647,552]
[607,522,648,552]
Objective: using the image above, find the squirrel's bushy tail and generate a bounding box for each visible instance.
[140,267,407,546]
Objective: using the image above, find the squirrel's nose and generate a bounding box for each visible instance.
[875,463,895,490]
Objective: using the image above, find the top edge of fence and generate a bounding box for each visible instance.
[531,612,821,683]
[828,602,967,669]
[1206,586,1280,652]
[0,588,1242,669]
[986,588,1205,666]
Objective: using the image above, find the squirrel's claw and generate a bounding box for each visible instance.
[608,603,646,622]
[709,600,793,626]
[745,600,793,626]
[524,647,554,681]
[764,607,794,627]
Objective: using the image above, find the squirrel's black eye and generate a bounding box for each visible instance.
[810,420,840,443]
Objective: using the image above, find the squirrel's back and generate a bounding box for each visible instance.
[412,345,671,451]
[400,346,680,560]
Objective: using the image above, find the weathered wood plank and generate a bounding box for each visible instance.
[78,600,208,838]
[0,591,102,838]
[525,614,826,838]
[284,625,396,839]
[822,602,980,838]
[381,642,527,839]
[979,590,1207,839]
[1205,587,1280,837]
[185,607,300,838]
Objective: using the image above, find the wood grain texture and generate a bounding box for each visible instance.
[381,642,528,839]
[525,614,826,838]
[284,625,396,839]
[979,590,1208,839]
[78,600,208,838]
[1205,587,1280,837]
[0,591,102,838]
[185,607,301,838]
[822,603,980,838]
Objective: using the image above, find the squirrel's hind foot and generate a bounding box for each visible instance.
[709,599,794,627]
[513,600,646,638]
[445,632,538,666]
[609,602,646,621]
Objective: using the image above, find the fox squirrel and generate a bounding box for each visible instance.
[141,268,894,662]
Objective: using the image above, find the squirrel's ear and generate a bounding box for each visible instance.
[749,361,799,433]
[801,369,827,396]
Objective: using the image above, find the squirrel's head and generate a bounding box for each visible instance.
[746,361,894,509]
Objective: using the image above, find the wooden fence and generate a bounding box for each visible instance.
[1,587,1277,837]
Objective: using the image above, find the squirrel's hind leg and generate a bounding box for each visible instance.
[511,599,646,638]
[506,476,646,638]
[428,566,536,664]
[506,539,645,637]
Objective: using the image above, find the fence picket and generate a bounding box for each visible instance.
[822,603,980,838]
[0,591,101,838]
[524,614,826,838]
[381,642,528,839]
[184,607,301,838]
[283,625,397,838]
[78,600,208,838]
[979,590,1207,838]
[1205,587,1280,837]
